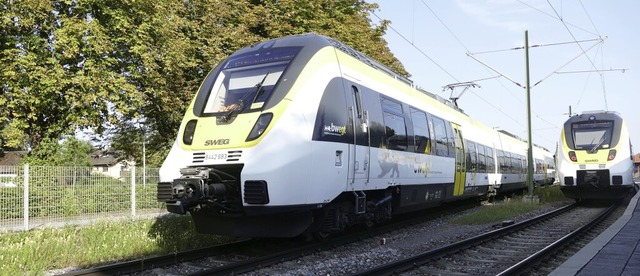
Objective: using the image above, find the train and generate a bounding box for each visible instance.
[558,111,638,200]
[157,33,555,238]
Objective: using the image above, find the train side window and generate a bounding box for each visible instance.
[503,151,512,173]
[431,116,449,157]
[477,144,486,173]
[486,147,495,173]
[444,121,456,158]
[465,141,477,172]
[352,86,363,119]
[410,108,431,154]
[381,97,407,151]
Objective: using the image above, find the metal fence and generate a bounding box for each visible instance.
[0,164,166,232]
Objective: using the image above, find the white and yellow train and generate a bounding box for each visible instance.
[558,111,637,200]
[157,33,555,238]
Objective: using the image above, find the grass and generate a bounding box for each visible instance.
[450,185,569,225]
[0,215,234,275]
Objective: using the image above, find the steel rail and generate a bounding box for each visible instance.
[350,203,578,276]
[185,201,480,276]
[59,239,255,276]
[497,201,619,275]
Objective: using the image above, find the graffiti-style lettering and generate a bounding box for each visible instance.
[323,123,347,136]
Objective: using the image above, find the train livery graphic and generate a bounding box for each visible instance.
[558,111,637,200]
[157,33,555,238]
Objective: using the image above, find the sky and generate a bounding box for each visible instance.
[371,0,639,154]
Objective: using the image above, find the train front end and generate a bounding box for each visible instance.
[156,35,336,237]
[558,111,636,200]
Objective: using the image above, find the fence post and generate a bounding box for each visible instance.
[23,164,29,231]
[131,165,136,217]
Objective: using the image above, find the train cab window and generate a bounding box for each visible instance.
[477,144,487,173]
[410,108,431,154]
[486,147,495,173]
[465,141,477,172]
[571,120,614,151]
[381,97,407,151]
[201,47,301,115]
[431,117,449,157]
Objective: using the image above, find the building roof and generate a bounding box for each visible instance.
[91,156,118,166]
[90,150,122,167]
[634,153,640,163]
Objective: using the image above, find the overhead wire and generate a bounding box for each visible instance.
[370,11,458,82]
[579,0,601,36]
[376,1,559,145]
[515,0,598,36]
[546,0,608,110]
[417,0,559,141]
[418,0,529,110]
[580,0,610,111]
[468,38,602,55]
[532,38,604,87]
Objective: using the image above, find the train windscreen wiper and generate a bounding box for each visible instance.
[590,135,605,153]
[223,72,270,122]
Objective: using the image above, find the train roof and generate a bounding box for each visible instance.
[566,111,623,124]
[240,33,463,113]
[237,33,549,154]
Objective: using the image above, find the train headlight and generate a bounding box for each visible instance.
[568,151,577,162]
[183,119,198,145]
[607,149,617,161]
[246,113,273,141]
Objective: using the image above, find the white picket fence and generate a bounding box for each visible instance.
[0,164,166,232]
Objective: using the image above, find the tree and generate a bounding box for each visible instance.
[20,137,93,166]
[1,0,408,165]
[0,0,137,153]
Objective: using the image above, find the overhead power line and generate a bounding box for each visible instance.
[468,38,602,55]
[555,68,628,74]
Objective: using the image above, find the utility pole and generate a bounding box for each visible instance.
[525,30,535,198]
[142,126,146,189]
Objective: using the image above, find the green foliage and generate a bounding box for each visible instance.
[535,184,566,202]
[20,137,94,166]
[450,186,569,225]
[1,0,407,162]
[450,201,540,225]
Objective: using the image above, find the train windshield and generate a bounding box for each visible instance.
[571,120,614,151]
[202,47,300,114]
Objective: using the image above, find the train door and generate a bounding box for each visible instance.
[348,85,371,185]
[452,124,466,196]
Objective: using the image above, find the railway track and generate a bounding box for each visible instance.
[351,201,620,276]
[58,200,479,276]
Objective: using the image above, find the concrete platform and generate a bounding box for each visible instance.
[550,185,640,276]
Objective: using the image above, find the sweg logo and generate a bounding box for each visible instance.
[204,139,230,146]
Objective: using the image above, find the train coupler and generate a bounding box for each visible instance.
[165,201,187,215]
